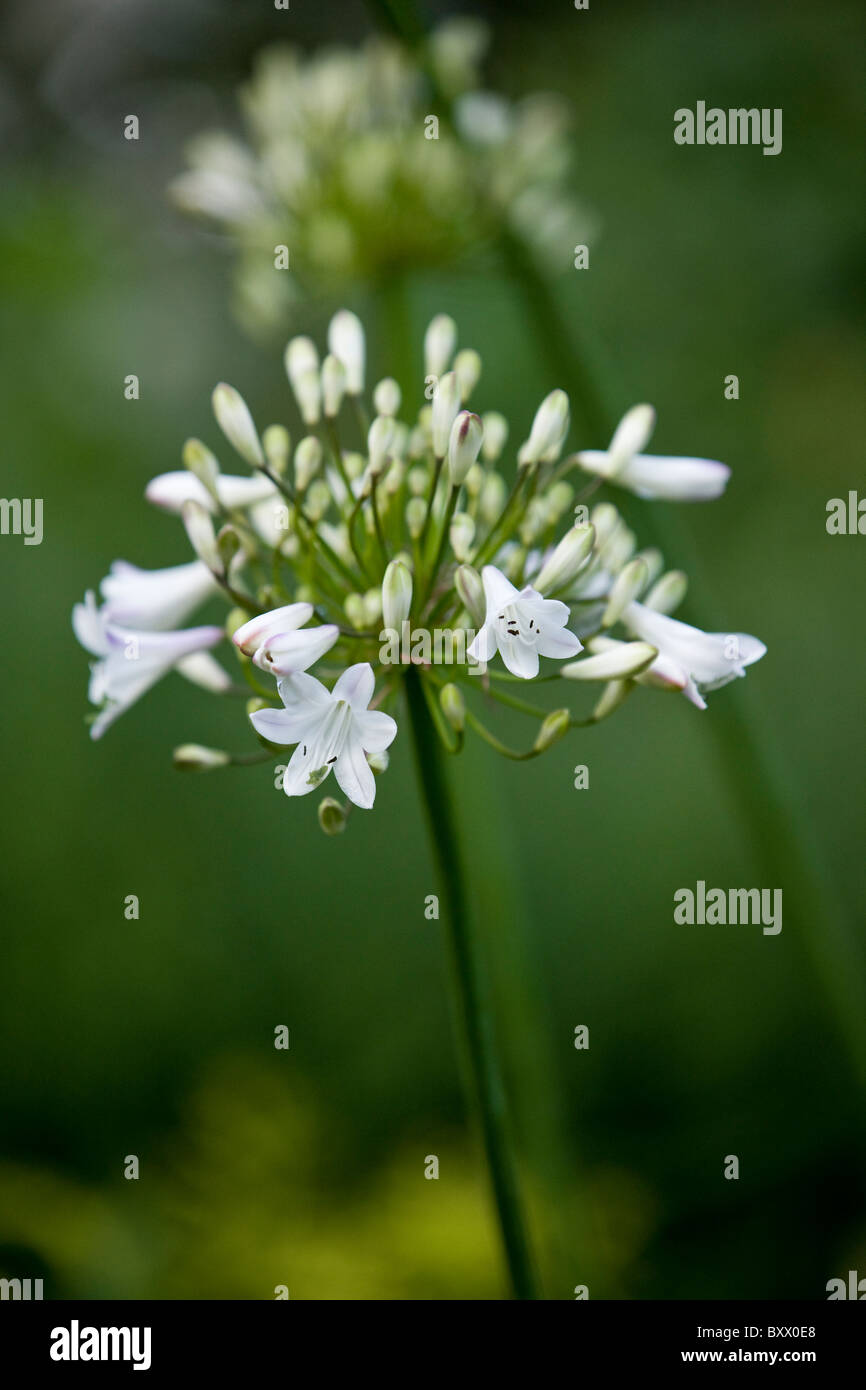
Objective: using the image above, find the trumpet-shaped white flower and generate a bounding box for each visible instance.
[232,603,338,676]
[623,601,766,709]
[250,663,397,808]
[99,559,218,630]
[576,404,731,501]
[468,564,582,679]
[72,592,224,739]
[145,470,277,514]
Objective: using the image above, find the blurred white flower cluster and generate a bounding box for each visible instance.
[169,20,595,332]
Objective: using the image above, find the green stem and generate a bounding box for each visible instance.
[404,669,541,1298]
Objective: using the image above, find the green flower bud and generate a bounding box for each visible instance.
[318,797,347,835]
[225,607,250,639]
[591,680,631,723]
[440,683,465,733]
[182,438,220,502]
[534,708,571,751]
[217,523,242,569]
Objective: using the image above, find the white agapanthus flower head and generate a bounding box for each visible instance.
[74,310,765,822]
[168,22,596,333]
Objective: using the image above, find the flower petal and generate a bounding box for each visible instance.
[481,564,519,614]
[334,734,377,809]
[354,709,398,753]
[332,662,375,710]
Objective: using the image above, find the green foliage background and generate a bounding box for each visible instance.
[0,0,863,1298]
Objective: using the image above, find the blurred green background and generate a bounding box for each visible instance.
[1,0,863,1299]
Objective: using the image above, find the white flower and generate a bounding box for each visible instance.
[467,564,582,679]
[249,663,397,808]
[623,601,766,709]
[232,603,338,676]
[99,559,217,630]
[72,592,224,739]
[575,404,731,501]
[145,469,277,513]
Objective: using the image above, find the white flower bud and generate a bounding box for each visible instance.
[262,425,290,474]
[182,438,220,502]
[479,471,506,525]
[321,354,347,418]
[344,593,367,628]
[294,436,323,491]
[481,411,508,462]
[285,337,321,424]
[432,371,461,458]
[602,557,649,628]
[424,313,457,378]
[363,588,382,625]
[382,558,413,630]
[518,389,570,465]
[211,383,264,467]
[408,466,429,496]
[368,415,396,472]
[534,524,595,595]
[644,570,688,614]
[464,462,484,497]
[608,403,656,471]
[455,563,486,626]
[304,478,332,521]
[454,348,482,402]
[173,743,231,771]
[561,641,657,681]
[449,511,475,561]
[447,410,484,485]
[181,499,221,572]
[327,310,365,394]
[373,377,401,417]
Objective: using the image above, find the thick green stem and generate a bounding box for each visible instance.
[405,669,541,1298]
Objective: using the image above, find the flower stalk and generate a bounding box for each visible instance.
[405,668,541,1299]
